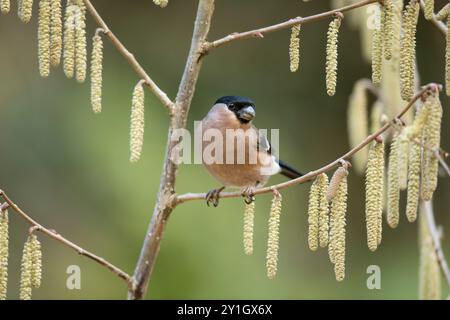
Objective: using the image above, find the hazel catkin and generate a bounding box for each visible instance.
[327,166,348,202]
[243,201,255,256]
[74,1,87,83]
[423,0,434,21]
[0,0,9,14]
[308,174,329,251]
[91,33,104,114]
[371,4,383,84]
[266,191,282,280]
[130,81,146,163]
[365,140,384,251]
[18,0,34,23]
[399,0,419,101]
[153,0,168,8]
[325,16,342,96]
[0,210,9,300]
[50,0,63,67]
[289,24,301,72]
[63,3,77,78]
[19,237,33,300]
[387,134,400,228]
[38,0,51,78]
[317,174,330,248]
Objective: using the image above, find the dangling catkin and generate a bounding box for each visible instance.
[399,0,419,101]
[0,210,9,300]
[243,201,255,256]
[130,81,145,163]
[435,3,450,21]
[30,235,42,289]
[74,1,87,83]
[397,130,410,191]
[38,0,51,78]
[371,4,383,84]
[18,0,34,23]
[383,0,395,60]
[406,140,421,222]
[289,24,301,72]
[266,191,282,280]
[19,237,33,300]
[307,175,328,251]
[153,0,168,8]
[325,16,342,96]
[327,166,348,202]
[387,134,400,228]
[408,101,431,140]
[365,140,384,251]
[422,94,443,201]
[423,0,434,20]
[0,0,9,14]
[50,0,63,67]
[347,80,368,174]
[329,170,348,281]
[317,174,330,248]
[63,3,77,78]
[91,33,104,114]
[418,210,441,300]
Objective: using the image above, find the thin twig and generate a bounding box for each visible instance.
[203,0,380,53]
[423,201,450,289]
[420,0,448,36]
[175,83,439,205]
[0,190,133,289]
[82,0,175,114]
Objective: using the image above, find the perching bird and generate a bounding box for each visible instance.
[199,96,303,206]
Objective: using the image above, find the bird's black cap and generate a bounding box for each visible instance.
[215,96,255,108]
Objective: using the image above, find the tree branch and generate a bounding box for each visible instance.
[127,0,216,300]
[82,0,175,113]
[419,0,448,36]
[423,201,450,289]
[202,0,380,53]
[175,83,439,205]
[0,190,132,289]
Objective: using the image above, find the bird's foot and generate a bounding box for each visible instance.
[206,186,225,207]
[241,186,256,204]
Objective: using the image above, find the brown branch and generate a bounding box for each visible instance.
[423,201,450,289]
[127,0,216,300]
[203,0,380,53]
[175,83,439,205]
[0,190,133,289]
[420,0,448,36]
[82,0,175,113]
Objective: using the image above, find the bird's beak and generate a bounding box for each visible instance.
[238,106,256,121]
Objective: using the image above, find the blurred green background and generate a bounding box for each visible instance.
[0,0,449,299]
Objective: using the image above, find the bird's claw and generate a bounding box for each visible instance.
[206,187,225,207]
[241,187,255,204]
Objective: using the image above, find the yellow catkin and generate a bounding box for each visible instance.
[418,210,441,300]
[327,166,348,202]
[347,80,368,174]
[446,18,450,96]
[423,0,434,20]
[38,0,51,78]
[329,172,347,281]
[243,201,255,256]
[266,192,282,280]
[383,0,395,60]
[50,0,63,67]
[365,140,384,251]
[0,0,9,14]
[30,235,42,289]
[307,176,321,251]
[0,210,9,300]
[399,0,419,101]
[397,130,409,191]
[387,134,400,228]
[63,3,76,78]
[371,4,383,84]
[408,101,431,140]
[19,237,33,300]
[422,94,443,201]
[325,16,341,96]
[74,1,87,83]
[153,0,168,8]
[435,3,450,21]
[130,82,145,163]
[289,24,301,72]
[406,141,421,222]
[18,0,34,23]
[318,174,330,248]
[91,34,104,114]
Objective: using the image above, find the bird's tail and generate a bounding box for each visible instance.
[278,160,303,179]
